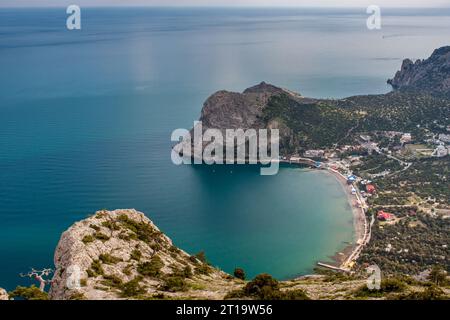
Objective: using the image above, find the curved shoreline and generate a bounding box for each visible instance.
[281,160,368,271]
[324,168,368,269]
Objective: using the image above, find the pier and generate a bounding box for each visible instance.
[317,262,350,273]
[280,157,320,167]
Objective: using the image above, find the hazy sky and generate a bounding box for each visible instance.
[1,0,449,8]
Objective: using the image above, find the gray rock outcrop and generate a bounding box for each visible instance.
[49,209,241,300]
[388,46,450,94]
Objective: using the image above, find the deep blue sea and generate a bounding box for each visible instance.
[1,7,450,290]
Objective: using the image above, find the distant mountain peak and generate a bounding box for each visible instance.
[431,46,450,57]
[243,81,284,94]
[388,46,450,95]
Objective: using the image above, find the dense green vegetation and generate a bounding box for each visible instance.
[394,285,446,300]
[261,91,449,155]
[162,276,188,292]
[117,214,163,245]
[351,154,403,176]
[8,285,49,300]
[331,92,450,133]
[262,94,357,151]
[354,278,406,298]
[226,274,310,300]
[358,213,449,274]
[261,92,450,154]
[428,265,448,286]
[374,158,449,205]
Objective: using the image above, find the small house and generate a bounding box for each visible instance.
[366,184,376,194]
[377,210,394,221]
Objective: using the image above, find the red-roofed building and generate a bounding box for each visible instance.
[366,184,376,194]
[377,211,394,221]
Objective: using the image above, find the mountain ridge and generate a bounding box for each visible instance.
[388,46,450,95]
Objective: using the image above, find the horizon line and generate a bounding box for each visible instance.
[1,5,450,9]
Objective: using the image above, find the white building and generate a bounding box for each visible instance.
[400,133,412,144]
[360,135,371,142]
[432,145,449,158]
[438,133,450,143]
[304,150,325,158]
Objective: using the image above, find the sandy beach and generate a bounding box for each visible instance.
[324,168,367,268]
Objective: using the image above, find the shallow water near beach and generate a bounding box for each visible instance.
[1,7,450,289]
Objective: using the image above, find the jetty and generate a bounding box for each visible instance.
[317,262,350,273]
[280,157,321,167]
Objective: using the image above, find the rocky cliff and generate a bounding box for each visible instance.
[173,81,323,157]
[49,209,242,300]
[388,46,450,94]
[198,82,287,130]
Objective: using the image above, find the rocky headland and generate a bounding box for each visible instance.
[388,46,450,95]
[49,209,242,300]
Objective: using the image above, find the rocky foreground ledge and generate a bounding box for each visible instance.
[50,209,242,300]
[2,209,448,300]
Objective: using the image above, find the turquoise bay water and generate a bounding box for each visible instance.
[1,8,450,290]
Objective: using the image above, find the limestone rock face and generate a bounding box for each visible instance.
[388,46,450,94]
[49,209,242,300]
[0,288,8,300]
[173,82,309,159]
[199,82,285,130]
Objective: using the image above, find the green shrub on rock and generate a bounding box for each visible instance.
[99,253,122,265]
[87,260,104,277]
[428,265,448,286]
[195,264,212,276]
[137,256,164,277]
[130,249,142,261]
[94,232,110,242]
[355,277,406,297]
[195,251,208,264]
[162,276,187,292]
[395,285,446,300]
[8,285,48,300]
[244,273,279,297]
[173,265,193,279]
[119,277,146,298]
[239,274,310,300]
[82,235,94,244]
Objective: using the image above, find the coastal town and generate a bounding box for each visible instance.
[281,126,450,274]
